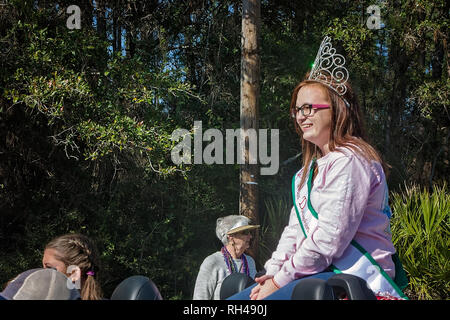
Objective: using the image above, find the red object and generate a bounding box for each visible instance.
[341,293,405,300]
[376,294,404,300]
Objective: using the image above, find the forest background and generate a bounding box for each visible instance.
[0,0,448,299]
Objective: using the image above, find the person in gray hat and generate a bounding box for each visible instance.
[0,268,81,300]
[193,215,259,300]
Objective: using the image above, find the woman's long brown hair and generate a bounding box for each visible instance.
[45,233,103,300]
[290,74,388,188]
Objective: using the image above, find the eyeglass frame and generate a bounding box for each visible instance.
[292,104,331,117]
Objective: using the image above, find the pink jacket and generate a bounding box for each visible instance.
[265,147,396,287]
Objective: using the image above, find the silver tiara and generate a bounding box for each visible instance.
[308,36,350,107]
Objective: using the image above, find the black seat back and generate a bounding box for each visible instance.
[219,273,255,300]
[110,275,163,300]
[291,273,377,300]
[326,273,376,300]
[291,278,335,300]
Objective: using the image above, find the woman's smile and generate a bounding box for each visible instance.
[301,123,313,130]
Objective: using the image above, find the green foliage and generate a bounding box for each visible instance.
[391,184,450,299]
[257,196,291,268]
[3,20,197,175]
[0,2,220,299]
[0,0,448,300]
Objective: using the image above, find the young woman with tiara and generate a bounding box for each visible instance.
[228,36,408,300]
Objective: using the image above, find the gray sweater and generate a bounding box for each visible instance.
[193,251,257,300]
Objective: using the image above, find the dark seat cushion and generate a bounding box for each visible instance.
[220,273,255,300]
[110,275,163,300]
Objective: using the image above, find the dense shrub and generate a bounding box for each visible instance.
[391,184,449,300]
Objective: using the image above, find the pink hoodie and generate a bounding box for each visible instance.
[265,147,396,288]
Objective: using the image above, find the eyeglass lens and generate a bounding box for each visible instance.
[295,104,313,116]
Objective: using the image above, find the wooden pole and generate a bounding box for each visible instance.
[240,0,260,261]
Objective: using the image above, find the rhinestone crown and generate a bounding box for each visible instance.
[308,36,350,107]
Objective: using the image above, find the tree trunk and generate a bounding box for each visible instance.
[240,0,260,262]
[96,0,107,40]
[112,11,117,53]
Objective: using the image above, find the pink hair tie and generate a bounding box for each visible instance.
[86,271,95,276]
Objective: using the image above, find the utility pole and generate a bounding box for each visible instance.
[240,0,260,261]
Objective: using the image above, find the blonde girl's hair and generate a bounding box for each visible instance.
[290,74,388,188]
[45,233,103,300]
